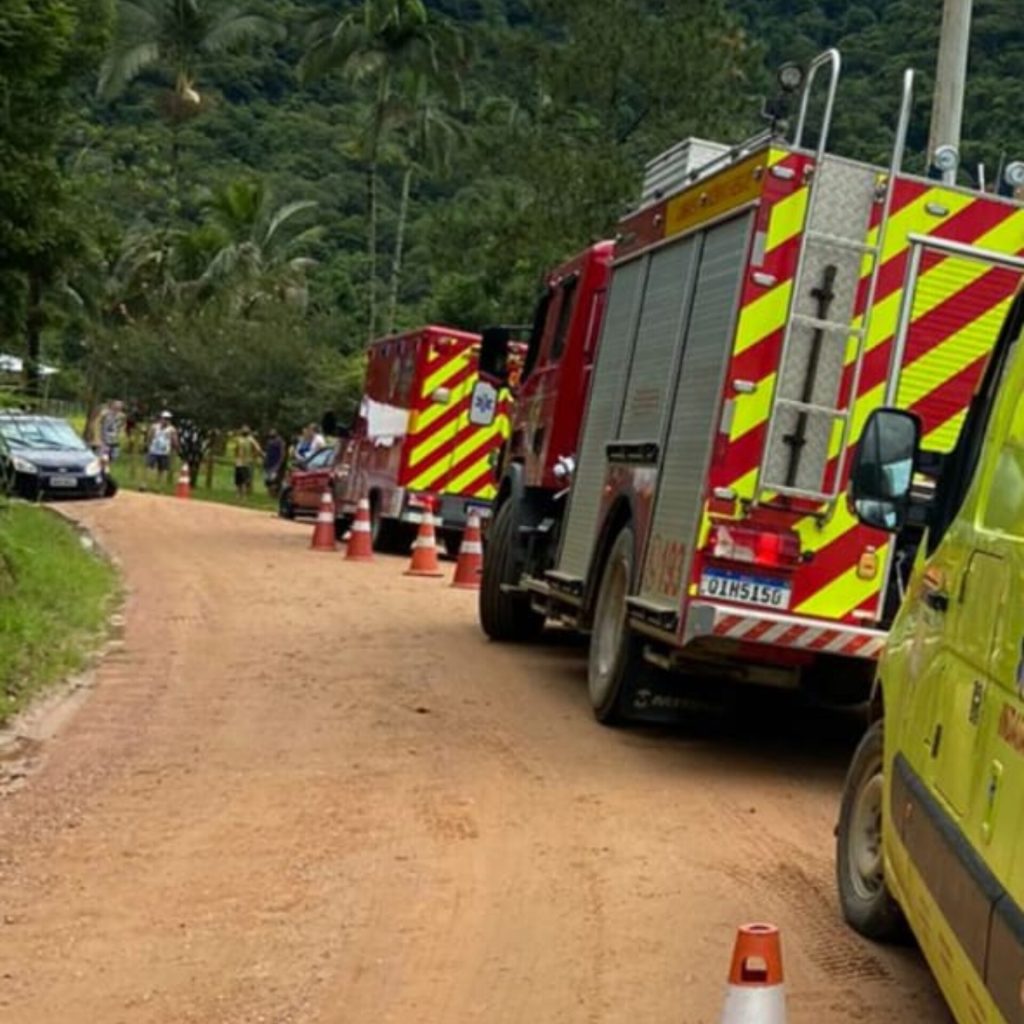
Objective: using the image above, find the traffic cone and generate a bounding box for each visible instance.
[345,498,374,562]
[404,512,444,578]
[450,513,483,589]
[719,923,786,1024]
[310,489,337,552]
[175,464,191,500]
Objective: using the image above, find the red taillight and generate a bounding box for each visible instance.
[707,524,801,569]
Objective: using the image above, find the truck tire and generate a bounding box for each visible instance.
[836,720,906,942]
[588,526,642,725]
[479,500,544,643]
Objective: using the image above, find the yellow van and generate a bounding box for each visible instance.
[836,278,1024,1023]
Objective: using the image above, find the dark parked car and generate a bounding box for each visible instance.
[0,413,112,500]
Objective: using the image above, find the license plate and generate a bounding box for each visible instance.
[467,504,492,519]
[699,568,791,610]
[48,475,78,488]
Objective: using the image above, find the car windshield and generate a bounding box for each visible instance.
[305,447,334,469]
[0,417,88,452]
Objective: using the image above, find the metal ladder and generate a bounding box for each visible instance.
[755,62,916,509]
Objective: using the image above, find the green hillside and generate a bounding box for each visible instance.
[1,0,1020,436]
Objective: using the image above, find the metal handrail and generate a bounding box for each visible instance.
[793,48,842,162]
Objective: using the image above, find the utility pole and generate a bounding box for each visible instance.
[928,0,973,184]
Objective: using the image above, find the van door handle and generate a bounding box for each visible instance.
[924,590,949,612]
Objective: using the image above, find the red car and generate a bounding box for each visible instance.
[277,445,341,521]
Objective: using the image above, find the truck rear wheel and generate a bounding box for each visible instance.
[479,500,544,643]
[588,526,641,725]
[836,720,906,942]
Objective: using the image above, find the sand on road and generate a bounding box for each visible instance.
[0,493,949,1023]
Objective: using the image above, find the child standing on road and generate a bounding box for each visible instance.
[232,426,263,500]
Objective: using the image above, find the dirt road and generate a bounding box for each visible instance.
[0,493,949,1023]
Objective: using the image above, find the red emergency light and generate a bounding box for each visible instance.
[707,524,802,570]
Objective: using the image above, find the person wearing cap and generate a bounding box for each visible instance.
[145,411,178,487]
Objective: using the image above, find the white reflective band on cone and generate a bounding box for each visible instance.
[460,541,483,555]
[720,985,787,1024]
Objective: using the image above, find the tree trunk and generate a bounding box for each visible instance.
[386,165,414,336]
[24,270,44,399]
[366,158,378,344]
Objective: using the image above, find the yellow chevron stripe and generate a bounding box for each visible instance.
[448,452,497,496]
[766,187,808,252]
[735,282,792,354]
[408,375,476,441]
[407,425,497,493]
[729,371,776,442]
[421,351,471,398]
[794,557,886,619]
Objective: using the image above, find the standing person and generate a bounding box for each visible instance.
[263,429,285,496]
[99,400,125,462]
[232,425,263,500]
[145,411,178,488]
[295,424,316,463]
[309,421,326,453]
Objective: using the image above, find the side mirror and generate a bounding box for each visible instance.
[479,326,511,385]
[849,409,920,532]
[431,387,452,406]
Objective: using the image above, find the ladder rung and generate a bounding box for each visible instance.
[775,397,849,419]
[805,229,880,256]
[791,313,865,338]
[762,482,834,503]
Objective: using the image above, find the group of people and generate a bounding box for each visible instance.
[92,402,333,500]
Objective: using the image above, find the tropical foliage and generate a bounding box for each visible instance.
[1,0,1021,444]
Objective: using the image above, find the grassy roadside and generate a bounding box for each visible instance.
[0,504,118,725]
[111,452,278,513]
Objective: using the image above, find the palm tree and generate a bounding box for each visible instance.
[299,0,465,343]
[192,179,323,314]
[385,79,465,333]
[98,0,280,198]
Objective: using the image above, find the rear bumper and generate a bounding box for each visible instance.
[402,492,493,532]
[683,601,886,660]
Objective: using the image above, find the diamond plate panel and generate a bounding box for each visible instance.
[807,158,877,241]
[762,407,843,493]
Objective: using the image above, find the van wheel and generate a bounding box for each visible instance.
[837,720,906,941]
[479,500,544,643]
[588,527,641,725]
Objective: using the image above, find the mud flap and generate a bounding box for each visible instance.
[617,665,713,725]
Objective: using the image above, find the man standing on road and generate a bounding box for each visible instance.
[145,411,178,488]
[232,426,263,500]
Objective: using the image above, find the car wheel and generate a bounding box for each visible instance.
[278,487,296,520]
[588,527,642,725]
[837,720,907,941]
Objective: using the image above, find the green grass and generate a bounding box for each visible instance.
[112,452,277,513]
[0,504,118,724]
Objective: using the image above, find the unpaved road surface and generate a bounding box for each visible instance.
[0,493,949,1023]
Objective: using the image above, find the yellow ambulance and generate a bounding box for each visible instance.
[836,268,1024,1023]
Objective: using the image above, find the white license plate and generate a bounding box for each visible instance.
[48,475,79,488]
[467,504,492,519]
[699,568,791,610]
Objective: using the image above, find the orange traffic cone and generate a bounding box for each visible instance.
[175,464,191,500]
[451,513,483,589]
[719,923,786,1024]
[345,498,374,562]
[310,489,337,552]
[404,512,444,578]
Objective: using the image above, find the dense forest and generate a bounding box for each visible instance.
[2,0,1022,438]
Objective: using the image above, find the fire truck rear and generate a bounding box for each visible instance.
[478,242,614,637]
[489,51,1024,722]
[336,325,512,555]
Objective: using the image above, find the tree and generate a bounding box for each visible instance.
[190,178,324,313]
[299,0,466,342]
[98,0,280,200]
[0,0,112,394]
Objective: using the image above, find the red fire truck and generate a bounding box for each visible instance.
[335,325,512,555]
[478,241,614,636]
[480,50,1024,723]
